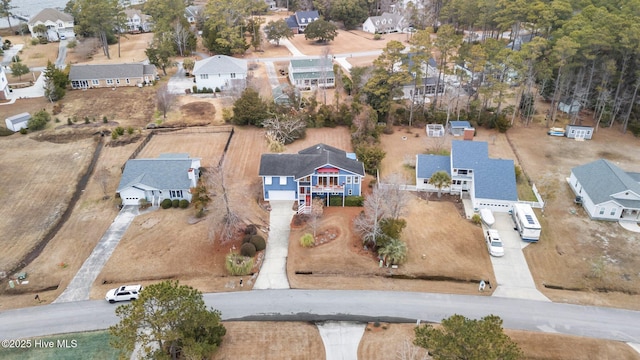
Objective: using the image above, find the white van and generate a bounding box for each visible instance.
[511,203,541,242]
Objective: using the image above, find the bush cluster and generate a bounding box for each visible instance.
[300,233,314,247]
[161,199,173,209]
[225,253,253,276]
[240,242,257,257]
[328,196,364,207]
[192,86,216,94]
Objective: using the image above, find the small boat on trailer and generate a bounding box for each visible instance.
[479,208,495,227]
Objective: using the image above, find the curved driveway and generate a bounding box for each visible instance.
[1,290,639,344]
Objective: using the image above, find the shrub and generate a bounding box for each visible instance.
[19,128,28,134]
[111,131,119,140]
[114,126,125,135]
[514,165,523,183]
[139,198,151,209]
[30,38,39,46]
[471,213,482,225]
[250,235,266,251]
[66,39,77,49]
[102,116,108,123]
[67,118,72,125]
[380,218,407,243]
[161,199,173,209]
[225,253,254,276]
[242,234,253,243]
[127,126,134,135]
[179,199,189,208]
[240,242,257,257]
[84,116,90,124]
[27,109,51,131]
[329,196,364,207]
[244,224,258,235]
[172,199,180,208]
[373,34,381,40]
[300,233,314,247]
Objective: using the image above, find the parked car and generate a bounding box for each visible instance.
[485,229,504,257]
[59,34,66,40]
[105,285,142,303]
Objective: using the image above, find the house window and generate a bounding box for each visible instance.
[346,177,352,184]
[265,176,272,185]
[458,169,468,175]
[354,177,360,184]
[424,179,429,184]
[348,189,353,195]
[599,207,605,215]
[231,73,236,78]
[170,190,183,198]
[106,79,114,85]
[116,79,121,84]
[279,176,287,185]
[610,208,616,216]
[125,78,130,84]
[92,80,99,85]
[201,74,208,79]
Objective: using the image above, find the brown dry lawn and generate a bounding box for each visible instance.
[66,33,154,65]
[288,30,408,56]
[2,35,60,68]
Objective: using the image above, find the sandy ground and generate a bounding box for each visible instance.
[2,35,60,68]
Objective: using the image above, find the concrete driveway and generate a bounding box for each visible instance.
[53,206,139,303]
[253,201,295,289]
[317,322,366,360]
[488,213,550,301]
[167,61,196,95]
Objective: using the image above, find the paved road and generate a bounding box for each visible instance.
[2,290,640,343]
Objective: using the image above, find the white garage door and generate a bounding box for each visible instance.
[268,190,296,201]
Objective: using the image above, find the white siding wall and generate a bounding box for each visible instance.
[195,73,246,91]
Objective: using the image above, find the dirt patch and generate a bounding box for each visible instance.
[213,322,325,360]
[180,101,215,121]
[66,33,154,65]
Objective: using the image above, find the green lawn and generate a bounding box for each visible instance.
[1,331,123,360]
[517,181,538,202]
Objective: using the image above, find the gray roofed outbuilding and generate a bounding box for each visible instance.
[259,143,365,179]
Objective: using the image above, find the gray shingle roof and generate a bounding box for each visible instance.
[451,140,487,169]
[193,55,247,76]
[295,11,320,25]
[290,58,330,69]
[449,120,472,129]
[117,157,198,192]
[259,144,365,179]
[572,159,640,205]
[28,8,73,25]
[69,63,156,80]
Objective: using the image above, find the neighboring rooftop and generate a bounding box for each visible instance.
[193,55,247,75]
[572,159,640,205]
[69,63,156,80]
[117,155,200,192]
[28,8,73,25]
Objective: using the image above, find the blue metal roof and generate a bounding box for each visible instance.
[416,154,450,179]
[474,158,518,201]
[451,140,488,170]
[449,121,471,128]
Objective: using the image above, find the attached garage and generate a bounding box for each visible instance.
[267,190,296,201]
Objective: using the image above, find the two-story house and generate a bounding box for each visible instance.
[123,9,153,33]
[259,144,365,213]
[193,55,248,92]
[416,140,518,212]
[28,8,75,41]
[286,10,320,34]
[362,12,405,34]
[288,58,335,90]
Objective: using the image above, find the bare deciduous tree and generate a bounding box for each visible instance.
[382,173,410,220]
[354,185,388,248]
[157,84,176,119]
[309,197,324,237]
[262,115,307,145]
[206,164,243,244]
[173,20,191,57]
[395,339,429,360]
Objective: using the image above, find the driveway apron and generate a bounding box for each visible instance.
[317,322,366,360]
[253,201,294,289]
[53,206,139,303]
